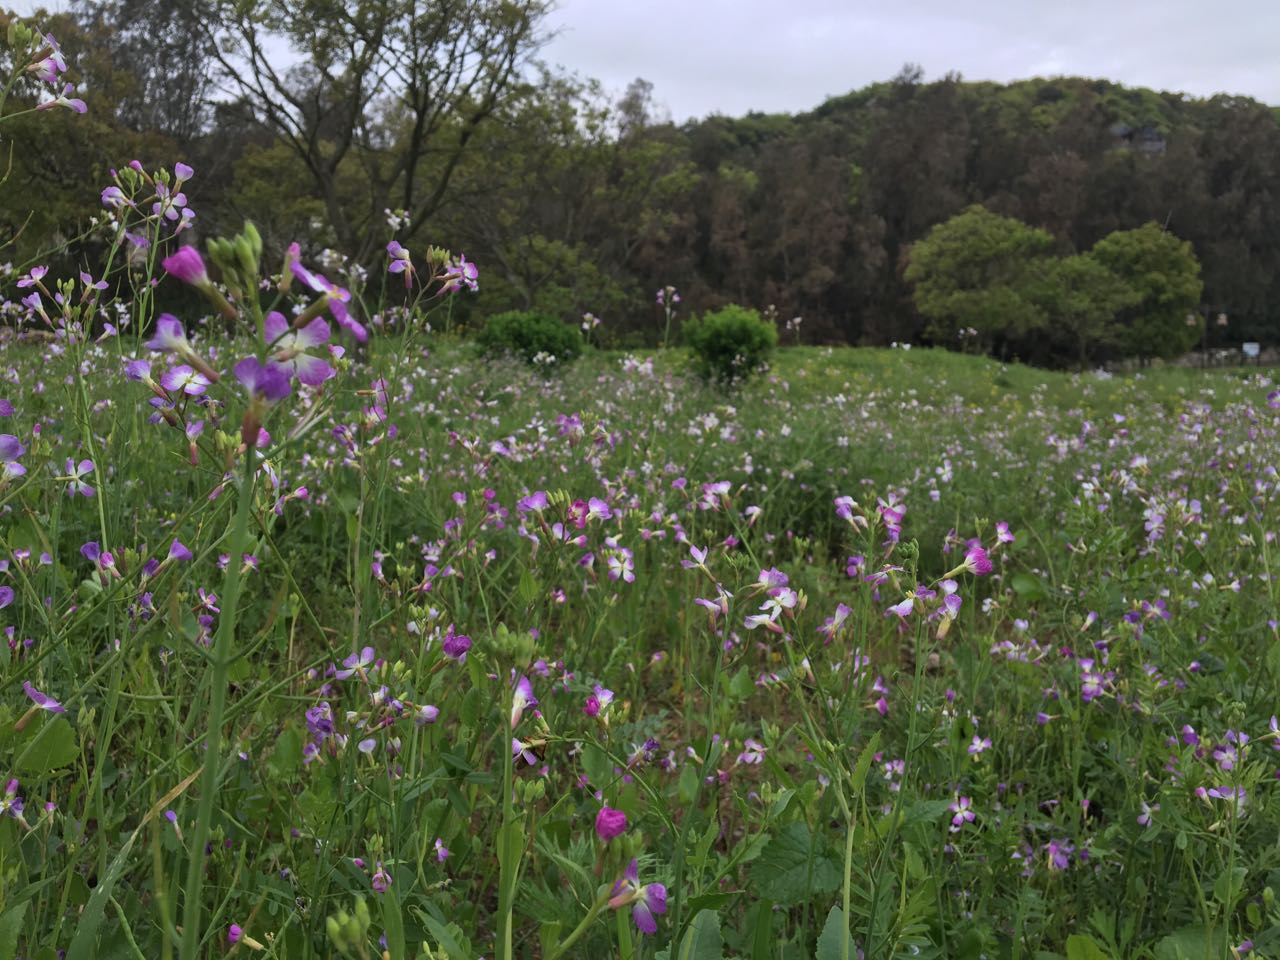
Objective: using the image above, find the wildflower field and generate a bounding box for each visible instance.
[3,266,1280,959]
[2,18,1280,960]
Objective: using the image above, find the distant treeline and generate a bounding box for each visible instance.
[3,3,1279,365]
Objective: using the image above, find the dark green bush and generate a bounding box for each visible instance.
[475,310,583,366]
[683,304,777,384]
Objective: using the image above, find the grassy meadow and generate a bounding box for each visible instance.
[2,323,1278,960]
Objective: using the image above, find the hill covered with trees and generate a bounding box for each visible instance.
[3,3,1279,365]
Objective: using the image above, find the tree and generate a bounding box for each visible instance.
[73,0,215,143]
[905,205,1055,351]
[1089,222,1203,362]
[203,0,550,260]
[1029,253,1141,369]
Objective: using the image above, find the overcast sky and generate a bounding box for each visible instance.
[15,0,1280,119]
[539,0,1280,120]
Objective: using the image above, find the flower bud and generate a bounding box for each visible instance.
[244,221,263,259]
[595,806,627,842]
[326,916,348,953]
[234,235,258,284]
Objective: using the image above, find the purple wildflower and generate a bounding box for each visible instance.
[264,311,335,385]
[160,364,210,396]
[948,796,975,832]
[609,859,668,935]
[23,681,66,714]
[595,806,627,842]
[162,246,209,286]
[233,357,291,402]
[0,435,26,482]
[442,255,478,293]
[63,459,95,498]
[511,675,537,729]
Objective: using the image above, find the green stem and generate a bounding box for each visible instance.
[547,893,609,960]
[616,905,634,960]
[178,451,256,960]
[837,789,855,960]
[497,706,516,960]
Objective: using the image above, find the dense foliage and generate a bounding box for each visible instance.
[906,209,1203,366]
[683,303,778,383]
[474,309,583,366]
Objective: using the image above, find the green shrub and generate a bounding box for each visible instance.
[683,304,777,384]
[475,310,582,366]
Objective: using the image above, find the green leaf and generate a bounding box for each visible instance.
[297,785,336,831]
[765,787,795,823]
[1010,572,1047,602]
[689,817,718,871]
[1267,638,1280,679]
[267,726,302,777]
[66,832,138,960]
[538,921,562,958]
[677,763,701,805]
[747,899,773,960]
[416,910,475,960]
[901,798,952,826]
[849,732,881,792]
[0,900,28,960]
[517,569,539,606]
[677,910,723,960]
[728,669,755,701]
[816,905,855,960]
[496,818,526,918]
[380,892,406,960]
[459,688,485,728]
[581,742,612,787]
[1153,926,1225,960]
[1212,865,1246,906]
[685,891,740,915]
[749,822,840,905]
[13,715,79,773]
[1065,934,1112,960]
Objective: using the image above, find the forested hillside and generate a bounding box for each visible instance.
[3,4,1278,359]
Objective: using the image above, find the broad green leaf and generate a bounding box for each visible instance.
[14,715,79,773]
[690,817,718,870]
[728,668,755,700]
[0,900,28,960]
[677,909,723,960]
[1212,865,1246,906]
[581,742,612,787]
[517,568,539,606]
[1153,925,1225,960]
[816,905,855,960]
[1010,572,1047,601]
[1065,934,1112,960]
[749,822,840,905]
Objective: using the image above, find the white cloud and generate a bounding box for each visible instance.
[541,0,1280,119]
